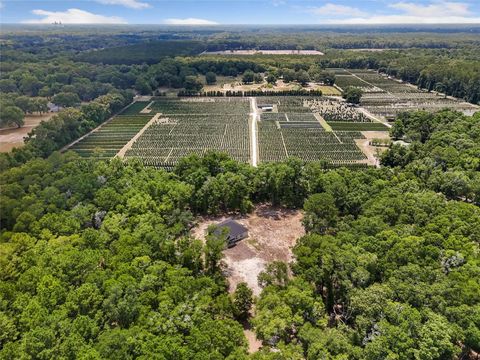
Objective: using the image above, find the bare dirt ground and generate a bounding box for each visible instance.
[355,131,390,167]
[244,327,262,354]
[0,113,54,152]
[192,204,305,296]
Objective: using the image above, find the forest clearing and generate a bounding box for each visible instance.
[192,204,304,296]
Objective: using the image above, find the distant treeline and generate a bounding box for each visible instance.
[77,40,207,65]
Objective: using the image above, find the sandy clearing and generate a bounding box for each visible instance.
[192,205,304,296]
[0,113,55,152]
[244,328,262,353]
[355,131,390,167]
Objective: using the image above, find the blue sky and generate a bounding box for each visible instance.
[1,0,480,24]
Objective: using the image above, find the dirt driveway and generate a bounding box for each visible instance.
[192,204,304,296]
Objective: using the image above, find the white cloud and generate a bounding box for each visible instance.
[164,18,219,25]
[272,0,286,7]
[318,1,480,24]
[310,3,367,17]
[96,0,150,10]
[390,1,470,17]
[23,8,127,24]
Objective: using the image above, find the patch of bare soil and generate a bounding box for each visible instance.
[0,113,54,152]
[192,204,304,296]
[355,131,390,167]
[244,328,262,353]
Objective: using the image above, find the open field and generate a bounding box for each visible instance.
[257,97,370,166]
[125,98,251,167]
[202,49,324,55]
[66,96,376,168]
[0,113,55,152]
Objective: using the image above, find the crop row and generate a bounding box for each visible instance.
[328,122,388,131]
[119,101,150,115]
[125,100,251,167]
[150,98,250,114]
[69,115,152,157]
[258,119,367,164]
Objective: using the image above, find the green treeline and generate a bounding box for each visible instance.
[0,110,479,358]
[2,31,479,106]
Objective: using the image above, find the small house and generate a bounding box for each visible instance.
[213,219,248,247]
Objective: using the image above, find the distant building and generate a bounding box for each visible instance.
[47,102,60,112]
[258,104,274,112]
[212,219,248,247]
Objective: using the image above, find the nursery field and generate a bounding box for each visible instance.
[66,95,380,168]
[124,98,251,168]
[256,97,374,167]
[330,69,479,120]
[65,68,477,167]
[68,101,152,158]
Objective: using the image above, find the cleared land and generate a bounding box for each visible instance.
[67,96,376,168]
[0,113,54,152]
[192,204,304,296]
[202,50,324,55]
[257,97,370,167]
[332,69,479,119]
[125,98,251,167]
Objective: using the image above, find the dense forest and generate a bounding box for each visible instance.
[1,109,479,358]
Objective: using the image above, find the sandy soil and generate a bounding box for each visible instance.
[355,131,390,167]
[0,113,54,152]
[192,204,304,296]
[244,327,262,353]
